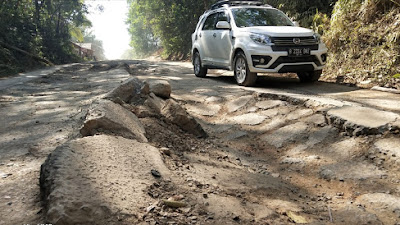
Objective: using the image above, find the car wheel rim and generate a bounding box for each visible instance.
[235,57,246,83]
[194,55,201,74]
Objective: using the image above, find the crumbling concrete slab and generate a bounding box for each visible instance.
[104,77,146,103]
[326,106,399,135]
[261,122,309,148]
[255,100,286,110]
[40,135,171,225]
[186,103,221,117]
[80,99,147,142]
[226,95,253,113]
[319,162,386,181]
[286,108,313,121]
[370,138,400,169]
[229,113,266,125]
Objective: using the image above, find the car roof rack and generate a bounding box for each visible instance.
[210,0,269,10]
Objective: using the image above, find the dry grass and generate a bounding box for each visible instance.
[321,0,400,89]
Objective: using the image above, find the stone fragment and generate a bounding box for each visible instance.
[162,200,187,208]
[229,113,266,125]
[326,106,399,135]
[304,114,326,126]
[1,172,12,179]
[256,100,286,110]
[161,99,207,138]
[261,122,309,148]
[205,96,223,103]
[287,211,308,224]
[286,109,313,121]
[80,99,147,142]
[259,108,280,118]
[104,77,145,103]
[226,95,253,113]
[186,103,221,116]
[148,80,171,99]
[40,135,170,225]
[259,117,286,132]
[144,93,166,114]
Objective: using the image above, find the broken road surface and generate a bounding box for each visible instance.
[0,60,399,224]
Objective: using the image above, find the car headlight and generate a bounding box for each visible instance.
[313,33,321,43]
[250,33,272,45]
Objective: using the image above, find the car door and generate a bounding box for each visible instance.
[198,13,218,65]
[213,11,233,67]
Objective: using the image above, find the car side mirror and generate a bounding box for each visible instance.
[293,21,300,27]
[216,21,231,30]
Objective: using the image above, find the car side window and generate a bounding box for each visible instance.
[217,11,229,22]
[202,13,218,30]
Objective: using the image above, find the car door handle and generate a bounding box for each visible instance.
[213,33,217,38]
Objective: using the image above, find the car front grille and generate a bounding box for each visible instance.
[272,36,318,46]
[271,45,319,51]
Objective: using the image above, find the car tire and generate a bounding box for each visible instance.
[234,52,257,86]
[193,52,207,78]
[297,70,322,82]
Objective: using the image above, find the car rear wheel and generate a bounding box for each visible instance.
[297,70,322,82]
[234,52,257,86]
[193,52,207,78]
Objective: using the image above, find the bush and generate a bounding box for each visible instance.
[323,0,400,88]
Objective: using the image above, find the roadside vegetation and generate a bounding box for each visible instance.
[0,0,105,76]
[323,0,400,89]
[126,0,400,89]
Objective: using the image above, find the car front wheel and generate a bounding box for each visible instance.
[234,52,257,86]
[193,52,207,78]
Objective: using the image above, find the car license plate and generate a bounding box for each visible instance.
[288,48,310,56]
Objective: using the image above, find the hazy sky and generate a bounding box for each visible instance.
[86,0,130,60]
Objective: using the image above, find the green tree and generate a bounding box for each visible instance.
[0,0,91,75]
[127,0,212,59]
[264,0,337,27]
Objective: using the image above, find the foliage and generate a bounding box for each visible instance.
[0,0,91,76]
[323,0,400,88]
[127,0,213,59]
[312,11,330,35]
[264,0,337,27]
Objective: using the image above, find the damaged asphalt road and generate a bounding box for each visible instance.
[0,60,399,225]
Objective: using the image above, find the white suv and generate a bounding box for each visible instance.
[191,0,328,86]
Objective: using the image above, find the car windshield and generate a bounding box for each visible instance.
[232,8,293,27]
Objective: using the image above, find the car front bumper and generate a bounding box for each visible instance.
[243,43,328,73]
